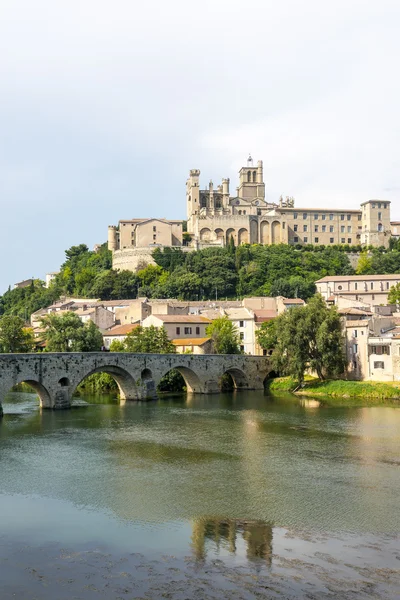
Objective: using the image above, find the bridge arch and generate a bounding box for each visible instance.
[157,365,203,393]
[0,378,53,412]
[221,368,249,390]
[72,365,138,401]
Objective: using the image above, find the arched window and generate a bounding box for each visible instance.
[215,199,221,209]
[253,171,257,182]
[238,210,242,215]
[247,171,251,182]
[200,196,207,208]
[378,223,383,232]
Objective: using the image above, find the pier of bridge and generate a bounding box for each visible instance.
[0,353,271,415]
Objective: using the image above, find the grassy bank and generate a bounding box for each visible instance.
[267,376,400,402]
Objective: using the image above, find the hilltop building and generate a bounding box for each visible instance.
[186,155,393,249]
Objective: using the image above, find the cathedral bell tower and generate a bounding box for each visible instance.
[238,155,265,200]
[186,169,200,233]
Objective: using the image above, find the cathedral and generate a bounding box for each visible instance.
[108,156,394,272]
[186,156,392,249]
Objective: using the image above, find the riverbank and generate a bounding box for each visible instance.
[267,377,400,404]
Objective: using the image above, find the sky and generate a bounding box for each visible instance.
[0,0,399,292]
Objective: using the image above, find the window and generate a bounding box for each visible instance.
[340,214,345,220]
[240,345,245,352]
[386,282,389,289]
[294,236,299,242]
[294,225,298,232]
[303,225,308,232]
[372,294,375,300]
[247,171,251,182]
[314,237,319,243]
[314,225,318,232]
[153,234,157,240]
[303,213,308,219]
[294,212,298,219]
[330,238,334,243]
[374,361,384,369]
[184,327,192,334]
[341,238,345,243]
[338,285,342,290]
[153,226,156,232]
[378,212,382,220]
[383,346,390,355]
[378,203,381,209]
[239,320,244,327]
[253,170,257,182]
[257,208,261,215]
[282,222,286,229]
[371,282,373,289]
[347,226,351,233]
[355,283,357,290]
[372,203,376,208]
[354,330,358,338]
[348,238,351,244]
[176,327,180,335]
[322,225,326,232]
[347,214,351,221]
[378,223,383,232]
[240,332,245,340]
[243,210,246,215]
[329,214,333,220]
[341,226,345,233]
[196,326,200,334]
[354,344,358,353]
[358,214,362,221]
[384,203,387,209]
[314,213,318,220]
[238,210,242,215]
[330,226,334,232]
[304,237,308,243]
[322,214,326,220]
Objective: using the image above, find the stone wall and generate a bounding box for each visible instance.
[0,353,271,416]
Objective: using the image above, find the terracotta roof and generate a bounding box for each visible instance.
[100,299,139,306]
[171,337,211,346]
[316,274,400,282]
[104,324,139,336]
[283,298,305,305]
[253,310,277,322]
[150,315,211,323]
[338,307,373,315]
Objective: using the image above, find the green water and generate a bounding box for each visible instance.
[0,391,399,599]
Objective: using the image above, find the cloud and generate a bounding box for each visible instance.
[0,1,399,289]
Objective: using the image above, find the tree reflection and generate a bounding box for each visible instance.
[191,517,273,565]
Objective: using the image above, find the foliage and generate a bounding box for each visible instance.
[77,372,118,394]
[0,315,35,353]
[206,316,241,354]
[356,251,373,274]
[114,325,176,354]
[40,312,103,352]
[259,295,345,384]
[157,369,186,393]
[255,320,278,352]
[388,282,400,305]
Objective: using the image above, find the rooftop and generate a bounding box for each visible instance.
[148,314,212,323]
[104,324,139,336]
[171,337,211,346]
[316,274,400,283]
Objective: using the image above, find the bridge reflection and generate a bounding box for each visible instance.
[191,517,273,565]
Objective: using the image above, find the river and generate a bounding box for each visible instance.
[0,390,399,599]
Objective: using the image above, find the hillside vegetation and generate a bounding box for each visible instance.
[3,241,400,319]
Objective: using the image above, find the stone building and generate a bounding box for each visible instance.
[108,218,184,272]
[316,274,400,307]
[186,156,392,249]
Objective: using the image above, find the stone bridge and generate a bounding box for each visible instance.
[0,353,271,415]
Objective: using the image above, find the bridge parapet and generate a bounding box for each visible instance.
[0,353,271,415]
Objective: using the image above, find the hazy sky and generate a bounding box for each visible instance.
[1,1,399,291]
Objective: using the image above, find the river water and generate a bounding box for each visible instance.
[0,390,399,599]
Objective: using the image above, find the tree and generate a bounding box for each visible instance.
[269,276,316,301]
[388,283,400,305]
[255,320,278,352]
[122,325,175,353]
[206,316,241,354]
[41,312,103,352]
[259,295,345,384]
[0,316,35,353]
[356,251,373,274]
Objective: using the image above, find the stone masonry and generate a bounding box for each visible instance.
[0,353,271,416]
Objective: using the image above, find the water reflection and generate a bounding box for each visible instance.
[191,517,273,565]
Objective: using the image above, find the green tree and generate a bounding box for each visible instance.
[206,316,241,354]
[388,283,400,305]
[0,315,35,353]
[41,312,103,352]
[263,295,345,384]
[122,325,175,353]
[356,251,373,274]
[255,320,278,352]
[269,276,316,300]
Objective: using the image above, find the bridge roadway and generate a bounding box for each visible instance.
[0,352,271,415]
